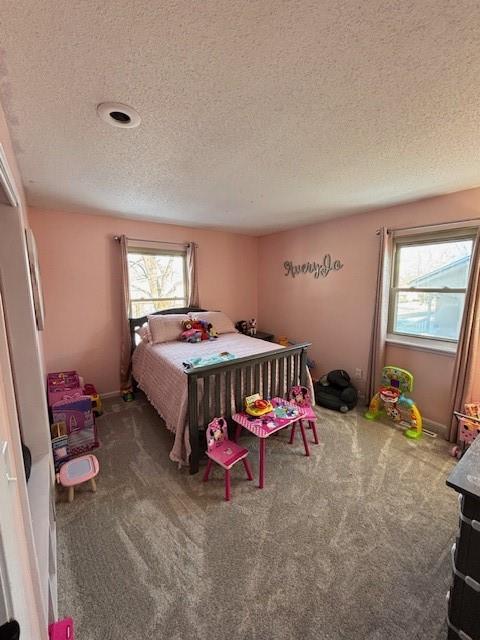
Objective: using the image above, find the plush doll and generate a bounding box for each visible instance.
[206,322,218,339]
[180,319,202,343]
[235,320,249,334]
[248,318,257,336]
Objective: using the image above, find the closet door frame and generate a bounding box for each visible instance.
[0,287,46,637]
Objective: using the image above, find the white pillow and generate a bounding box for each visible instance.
[134,324,151,344]
[148,314,189,344]
[192,311,237,335]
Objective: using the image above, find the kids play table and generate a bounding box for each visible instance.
[232,397,306,489]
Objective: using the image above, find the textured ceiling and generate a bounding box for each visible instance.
[1,1,480,234]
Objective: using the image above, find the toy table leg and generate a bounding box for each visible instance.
[90,478,97,492]
[299,421,310,457]
[235,423,242,443]
[259,438,266,489]
[242,457,253,481]
[309,420,319,444]
[203,459,213,482]
[225,469,231,501]
[67,486,74,503]
[289,423,296,444]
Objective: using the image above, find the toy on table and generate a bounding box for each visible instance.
[245,393,273,417]
[288,385,320,448]
[203,417,253,501]
[58,454,99,503]
[365,366,422,439]
[451,403,480,459]
[49,617,74,640]
[233,397,310,489]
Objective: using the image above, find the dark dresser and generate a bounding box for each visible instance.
[446,435,480,639]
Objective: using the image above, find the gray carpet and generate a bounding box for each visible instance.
[57,394,457,640]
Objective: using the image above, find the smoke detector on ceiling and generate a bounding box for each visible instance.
[96,102,141,128]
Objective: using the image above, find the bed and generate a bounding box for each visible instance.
[130,307,311,474]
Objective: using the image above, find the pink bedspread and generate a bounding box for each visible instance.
[132,333,313,465]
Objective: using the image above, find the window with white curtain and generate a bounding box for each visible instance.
[389,231,475,342]
[127,246,188,317]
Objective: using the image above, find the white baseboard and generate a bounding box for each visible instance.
[100,390,121,399]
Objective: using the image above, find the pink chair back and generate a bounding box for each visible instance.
[289,385,312,408]
[206,417,228,452]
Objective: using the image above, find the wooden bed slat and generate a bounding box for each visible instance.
[254,363,260,394]
[279,357,285,398]
[235,369,242,412]
[272,358,278,398]
[262,361,269,399]
[225,370,232,417]
[214,373,221,418]
[204,375,211,424]
[287,355,292,391]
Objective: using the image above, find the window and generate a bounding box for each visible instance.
[389,232,475,342]
[127,247,188,317]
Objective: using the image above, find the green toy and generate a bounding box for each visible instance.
[365,366,422,439]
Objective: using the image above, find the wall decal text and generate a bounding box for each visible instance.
[284,255,344,279]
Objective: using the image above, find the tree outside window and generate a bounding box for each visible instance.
[127,250,187,317]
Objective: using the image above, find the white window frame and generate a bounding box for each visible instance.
[127,246,189,317]
[387,229,476,351]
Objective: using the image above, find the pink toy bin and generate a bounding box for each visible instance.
[49,617,74,639]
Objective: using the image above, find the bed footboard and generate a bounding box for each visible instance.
[185,342,311,474]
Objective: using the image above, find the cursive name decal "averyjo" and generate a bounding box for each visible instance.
[284,255,344,279]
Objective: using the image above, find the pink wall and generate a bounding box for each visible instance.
[29,208,259,393]
[257,189,480,426]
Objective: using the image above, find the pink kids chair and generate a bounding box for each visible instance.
[58,454,99,502]
[203,417,253,501]
[288,386,319,456]
[49,617,74,639]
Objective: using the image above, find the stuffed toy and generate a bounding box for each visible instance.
[180,319,202,343]
[206,322,218,339]
[248,318,257,336]
[235,320,249,335]
[180,319,218,342]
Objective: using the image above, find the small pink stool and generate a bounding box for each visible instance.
[59,454,99,502]
[288,386,320,456]
[203,417,253,501]
[49,617,74,639]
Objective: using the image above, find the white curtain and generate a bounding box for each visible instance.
[186,242,199,307]
[119,235,132,392]
[448,229,480,441]
[365,227,393,402]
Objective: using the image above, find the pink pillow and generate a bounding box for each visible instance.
[192,311,237,335]
[148,314,189,344]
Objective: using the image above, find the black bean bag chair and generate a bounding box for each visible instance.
[314,369,358,413]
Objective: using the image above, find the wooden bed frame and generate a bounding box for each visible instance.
[130,307,311,474]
